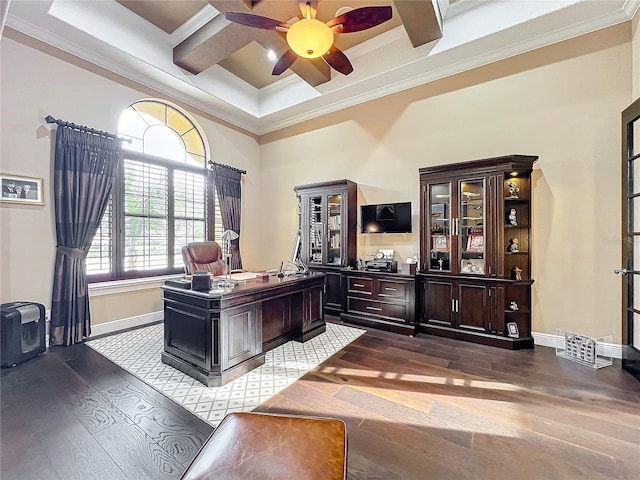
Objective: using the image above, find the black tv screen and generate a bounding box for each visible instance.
[361,202,412,234]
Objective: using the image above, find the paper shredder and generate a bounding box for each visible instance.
[1,302,46,367]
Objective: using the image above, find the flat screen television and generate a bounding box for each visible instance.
[361,202,412,234]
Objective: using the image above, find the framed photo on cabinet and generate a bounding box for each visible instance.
[466,233,484,252]
[431,203,446,219]
[432,235,449,251]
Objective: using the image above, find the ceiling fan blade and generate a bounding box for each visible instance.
[298,0,318,19]
[322,46,353,75]
[272,49,298,75]
[225,12,289,31]
[326,6,392,33]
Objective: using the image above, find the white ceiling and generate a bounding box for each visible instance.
[5,0,640,135]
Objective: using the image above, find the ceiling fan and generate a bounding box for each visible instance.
[225,1,393,76]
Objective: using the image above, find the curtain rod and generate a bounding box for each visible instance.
[45,115,131,143]
[209,161,247,175]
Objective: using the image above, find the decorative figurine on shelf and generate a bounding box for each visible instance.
[507,237,519,253]
[438,257,444,270]
[509,301,519,311]
[508,208,518,226]
[507,181,520,198]
[511,266,523,280]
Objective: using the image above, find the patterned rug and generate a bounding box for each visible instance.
[86,322,365,427]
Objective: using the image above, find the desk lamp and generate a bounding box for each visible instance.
[220,229,240,287]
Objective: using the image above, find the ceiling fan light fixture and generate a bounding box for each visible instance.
[286,18,333,58]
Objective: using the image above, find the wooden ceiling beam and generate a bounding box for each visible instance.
[393,0,443,48]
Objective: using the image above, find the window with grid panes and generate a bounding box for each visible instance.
[86,100,223,281]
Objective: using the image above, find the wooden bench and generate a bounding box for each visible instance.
[180,412,348,480]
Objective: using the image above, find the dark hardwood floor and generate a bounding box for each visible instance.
[2,320,640,479]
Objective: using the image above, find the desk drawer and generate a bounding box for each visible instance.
[347,277,373,295]
[377,280,406,299]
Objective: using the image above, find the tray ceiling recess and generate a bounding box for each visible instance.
[5,0,639,134]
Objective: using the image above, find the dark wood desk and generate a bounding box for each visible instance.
[160,273,325,387]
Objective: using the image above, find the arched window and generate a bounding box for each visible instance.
[87,100,223,280]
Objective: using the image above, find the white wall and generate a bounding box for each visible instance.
[0,33,261,324]
[259,24,632,342]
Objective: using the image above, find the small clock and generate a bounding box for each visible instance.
[375,251,385,260]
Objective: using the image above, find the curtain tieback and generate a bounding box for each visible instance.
[57,246,88,260]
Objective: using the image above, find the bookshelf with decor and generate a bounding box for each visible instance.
[295,180,357,316]
[417,155,538,349]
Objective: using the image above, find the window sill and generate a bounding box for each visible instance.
[88,274,184,297]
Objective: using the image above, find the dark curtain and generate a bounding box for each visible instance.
[212,163,243,270]
[50,126,121,346]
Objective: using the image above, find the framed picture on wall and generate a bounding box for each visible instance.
[0,173,44,205]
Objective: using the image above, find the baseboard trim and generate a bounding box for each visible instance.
[533,332,622,359]
[90,311,163,338]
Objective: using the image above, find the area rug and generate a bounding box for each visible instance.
[86,322,365,427]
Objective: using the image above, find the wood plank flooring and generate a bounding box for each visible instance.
[2,320,639,479]
[1,339,213,480]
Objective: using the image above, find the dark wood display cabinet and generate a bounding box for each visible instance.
[341,269,416,335]
[295,180,357,316]
[418,154,537,349]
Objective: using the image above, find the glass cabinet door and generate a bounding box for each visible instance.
[428,183,452,272]
[459,178,485,274]
[308,196,323,264]
[327,194,342,265]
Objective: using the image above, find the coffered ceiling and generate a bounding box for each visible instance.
[4,0,640,135]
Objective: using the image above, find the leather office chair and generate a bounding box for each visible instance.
[181,241,228,276]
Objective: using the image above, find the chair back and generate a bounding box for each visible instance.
[182,241,228,275]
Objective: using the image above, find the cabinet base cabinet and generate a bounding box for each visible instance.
[309,267,343,316]
[418,274,533,350]
[341,270,416,335]
[323,269,343,316]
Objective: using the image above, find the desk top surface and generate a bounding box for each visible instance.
[162,271,325,299]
